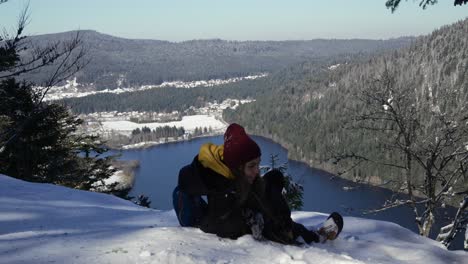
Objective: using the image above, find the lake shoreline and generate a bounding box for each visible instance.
[111,132,384,190]
[112,133,463,247]
[115,132,225,150]
[107,129,444,205]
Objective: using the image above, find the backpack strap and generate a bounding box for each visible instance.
[178,156,210,195]
[173,156,211,227]
[172,186,207,227]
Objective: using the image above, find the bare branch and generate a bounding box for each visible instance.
[38,31,90,102]
[364,198,429,214]
[328,150,407,172]
[1,5,88,85]
[16,2,31,37]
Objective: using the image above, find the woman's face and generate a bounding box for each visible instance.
[242,157,261,184]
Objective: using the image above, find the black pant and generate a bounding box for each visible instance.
[261,169,319,244]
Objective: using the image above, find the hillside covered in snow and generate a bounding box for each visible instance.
[0,175,466,264]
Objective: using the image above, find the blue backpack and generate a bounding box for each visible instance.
[172,185,207,227]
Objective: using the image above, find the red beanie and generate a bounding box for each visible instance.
[223,123,261,170]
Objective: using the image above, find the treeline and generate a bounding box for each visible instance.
[129,125,214,144]
[129,115,182,124]
[130,126,185,144]
[192,126,214,137]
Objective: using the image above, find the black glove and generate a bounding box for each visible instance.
[243,208,264,240]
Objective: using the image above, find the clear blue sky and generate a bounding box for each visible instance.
[0,0,467,41]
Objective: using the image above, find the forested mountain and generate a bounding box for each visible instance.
[26,30,413,89]
[224,18,468,190]
[61,57,342,113]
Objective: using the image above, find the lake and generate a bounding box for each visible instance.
[111,135,459,243]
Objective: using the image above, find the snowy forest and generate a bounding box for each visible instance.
[225,18,468,241]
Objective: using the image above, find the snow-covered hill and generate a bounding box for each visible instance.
[41,74,268,101]
[0,175,466,264]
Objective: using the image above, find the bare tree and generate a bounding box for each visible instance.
[437,192,467,249]
[0,4,88,101]
[332,62,468,240]
[1,3,118,192]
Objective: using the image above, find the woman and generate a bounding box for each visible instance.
[174,123,340,244]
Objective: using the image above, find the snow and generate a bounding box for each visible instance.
[121,135,219,149]
[80,99,251,140]
[1,174,466,264]
[41,74,268,101]
[101,114,227,136]
[95,170,133,191]
[78,99,254,149]
[122,141,165,149]
[82,99,251,123]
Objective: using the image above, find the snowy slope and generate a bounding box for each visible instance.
[101,115,227,136]
[0,175,466,264]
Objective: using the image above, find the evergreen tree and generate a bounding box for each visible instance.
[261,154,304,210]
[0,3,116,190]
[386,0,467,12]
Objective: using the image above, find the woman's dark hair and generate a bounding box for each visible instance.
[231,165,252,204]
[231,163,266,205]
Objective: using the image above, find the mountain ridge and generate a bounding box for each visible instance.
[32,29,416,43]
[25,30,414,89]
